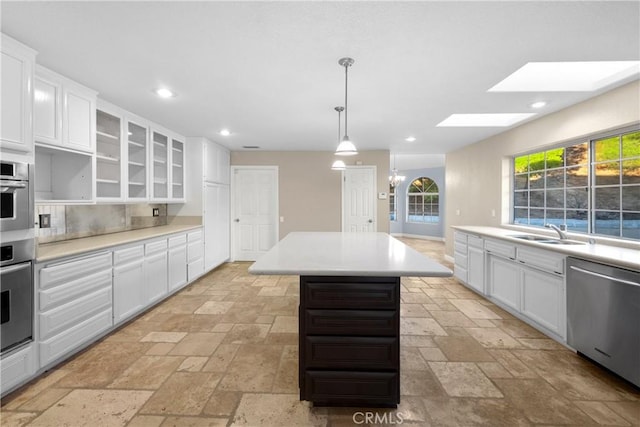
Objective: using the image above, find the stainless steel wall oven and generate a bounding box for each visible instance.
[1,161,32,232]
[0,238,34,353]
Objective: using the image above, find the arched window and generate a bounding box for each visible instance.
[407,177,439,223]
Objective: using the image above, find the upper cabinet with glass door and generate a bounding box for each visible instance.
[171,137,185,201]
[126,117,149,201]
[34,66,97,154]
[151,129,169,201]
[95,103,123,201]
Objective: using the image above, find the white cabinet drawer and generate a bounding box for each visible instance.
[468,235,483,249]
[145,239,167,255]
[484,239,516,259]
[187,241,203,263]
[454,252,468,268]
[1,343,36,394]
[39,308,112,368]
[168,234,187,248]
[39,268,111,311]
[454,241,467,255]
[188,230,202,242]
[40,252,111,289]
[517,246,565,275]
[113,245,144,266]
[454,231,467,244]
[454,265,468,283]
[39,287,112,340]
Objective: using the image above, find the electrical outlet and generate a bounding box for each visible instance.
[39,214,51,228]
[152,208,160,217]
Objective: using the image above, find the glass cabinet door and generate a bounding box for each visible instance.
[151,130,169,199]
[96,109,122,199]
[127,120,148,200]
[171,138,184,200]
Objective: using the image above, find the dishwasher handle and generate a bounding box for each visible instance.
[569,265,640,288]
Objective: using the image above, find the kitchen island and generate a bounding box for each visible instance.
[249,232,452,407]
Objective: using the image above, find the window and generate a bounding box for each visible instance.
[407,177,439,223]
[389,184,397,221]
[513,128,640,240]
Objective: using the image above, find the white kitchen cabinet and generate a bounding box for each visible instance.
[151,129,169,200]
[126,118,149,200]
[204,141,230,185]
[171,137,185,201]
[0,343,36,396]
[204,182,230,270]
[487,254,521,312]
[187,229,204,281]
[34,66,97,154]
[521,265,565,338]
[168,235,188,291]
[1,34,36,157]
[95,102,124,201]
[113,246,146,324]
[37,251,113,368]
[453,231,468,283]
[467,241,485,294]
[34,145,93,203]
[145,239,168,304]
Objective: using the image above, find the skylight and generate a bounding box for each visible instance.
[488,61,640,92]
[436,113,536,127]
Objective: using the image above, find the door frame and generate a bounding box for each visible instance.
[341,165,377,232]
[230,165,279,261]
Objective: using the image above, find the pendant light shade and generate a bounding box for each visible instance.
[331,160,346,170]
[335,57,358,156]
[389,155,406,188]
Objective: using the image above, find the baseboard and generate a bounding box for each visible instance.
[444,254,455,263]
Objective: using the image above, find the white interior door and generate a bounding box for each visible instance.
[343,166,376,232]
[232,167,278,261]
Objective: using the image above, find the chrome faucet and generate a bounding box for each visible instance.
[546,223,568,240]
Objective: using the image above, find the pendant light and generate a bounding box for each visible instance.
[389,155,406,188]
[335,57,358,156]
[331,106,346,170]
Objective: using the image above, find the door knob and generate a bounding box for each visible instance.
[368,219,373,223]
[234,219,240,222]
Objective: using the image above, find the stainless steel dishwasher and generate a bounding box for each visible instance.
[567,257,640,388]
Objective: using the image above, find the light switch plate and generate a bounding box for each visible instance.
[152,208,160,217]
[39,214,51,228]
[378,192,388,200]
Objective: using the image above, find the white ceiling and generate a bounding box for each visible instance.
[2,1,639,166]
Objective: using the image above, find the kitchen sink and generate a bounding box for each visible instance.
[509,234,551,241]
[538,240,585,245]
[509,234,586,245]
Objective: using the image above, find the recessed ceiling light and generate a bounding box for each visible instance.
[488,61,640,92]
[155,88,175,98]
[530,101,547,109]
[242,145,260,149]
[436,113,536,127]
[405,136,416,142]
[219,129,231,136]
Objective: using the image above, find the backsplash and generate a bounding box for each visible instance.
[37,204,168,244]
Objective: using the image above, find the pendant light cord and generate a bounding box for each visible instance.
[344,63,348,138]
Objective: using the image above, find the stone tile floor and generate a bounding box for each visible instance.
[1,238,638,426]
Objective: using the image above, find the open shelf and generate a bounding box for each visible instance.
[96,178,120,184]
[96,154,119,163]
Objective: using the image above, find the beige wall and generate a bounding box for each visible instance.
[445,80,640,256]
[231,150,390,239]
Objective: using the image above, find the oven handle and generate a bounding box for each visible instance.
[1,181,27,191]
[0,263,31,275]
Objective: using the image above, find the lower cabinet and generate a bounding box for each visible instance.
[299,276,400,407]
[0,343,36,395]
[37,252,113,369]
[145,251,168,304]
[488,255,521,311]
[113,257,145,324]
[187,230,204,281]
[521,266,565,337]
[467,244,485,294]
[168,243,187,291]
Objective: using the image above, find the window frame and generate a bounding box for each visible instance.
[406,176,440,224]
[511,124,640,240]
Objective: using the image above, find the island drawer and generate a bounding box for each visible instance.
[304,371,399,406]
[302,277,400,309]
[305,309,398,336]
[304,336,398,369]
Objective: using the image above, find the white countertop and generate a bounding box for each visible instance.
[249,232,453,277]
[37,224,202,263]
[453,226,640,271]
